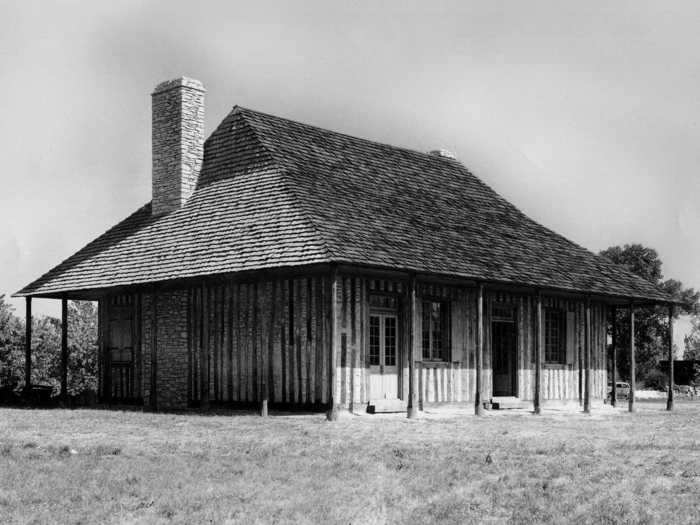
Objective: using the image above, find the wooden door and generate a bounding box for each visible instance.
[492,317,517,397]
[368,313,399,400]
[107,305,134,402]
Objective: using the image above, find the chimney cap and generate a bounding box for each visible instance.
[428,148,457,160]
[152,77,205,95]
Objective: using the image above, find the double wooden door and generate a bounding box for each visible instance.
[368,313,399,400]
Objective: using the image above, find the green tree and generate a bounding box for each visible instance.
[67,301,98,395]
[684,315,700,361]
[0,294,25,389]
[0,295,97,397]
[600,244,698,386]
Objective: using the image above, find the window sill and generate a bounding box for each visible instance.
[417,360,460,367]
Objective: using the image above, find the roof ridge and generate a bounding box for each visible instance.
[238,109,336,262]
[233,105,463,166]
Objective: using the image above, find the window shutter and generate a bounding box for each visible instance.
[566,311,576,365]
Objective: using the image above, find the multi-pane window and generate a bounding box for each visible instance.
[422,301,449,361]
[384,317,396,366]
[369,314,397,367]
[369,316,380,366]
[544,308,565,363]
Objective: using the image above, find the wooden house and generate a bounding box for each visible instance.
[15,77,678,417]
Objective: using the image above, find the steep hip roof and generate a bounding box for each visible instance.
[16,107,672,303]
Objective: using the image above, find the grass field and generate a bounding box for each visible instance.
[2,402,700,524]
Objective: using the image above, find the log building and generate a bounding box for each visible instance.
[15,77,678,417]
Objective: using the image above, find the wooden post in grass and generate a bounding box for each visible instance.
[584,297,591,414]
[24,297,32,392]
[200,284,209,410]
[327,266,339,421]
[61,297,69,404]
[667,304,675,412]
[629,303,636,413]
[475,284,484,416]
[610,305,617,407]
[534,292,542,415]
[407,275,418,419]
[150,288,158,411]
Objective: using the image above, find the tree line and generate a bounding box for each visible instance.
[0,295,97,397]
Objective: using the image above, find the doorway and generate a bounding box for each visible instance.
[492,305,517,397]
[368,313,399,400]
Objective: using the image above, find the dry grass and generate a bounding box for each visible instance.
[2,402,700,524]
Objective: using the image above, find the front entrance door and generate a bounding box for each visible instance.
[107,303,135,402]
[492,308,517,397]
[368,313,399,400]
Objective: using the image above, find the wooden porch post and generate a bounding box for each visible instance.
[534,292,542,415]
[61,298,69,403]
[667,304,675,412]
[200,284,209,409]
[610,305,617,407]
[24,297,32,391]
[475,284,484,416]
[327,266,339,421]
[584,297,591,414]
[150,288,158,411]
[407,275,418,418]
[629,303,636,412]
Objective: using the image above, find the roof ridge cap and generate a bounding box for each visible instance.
[235,106,463,166]
[240,111,336,261]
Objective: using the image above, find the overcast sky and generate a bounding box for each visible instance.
[1,1,698,338]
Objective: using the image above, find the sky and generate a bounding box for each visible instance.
[1,1,698,341]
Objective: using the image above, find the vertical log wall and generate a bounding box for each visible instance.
[99,273,609,409]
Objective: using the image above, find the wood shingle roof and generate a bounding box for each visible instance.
[16,107,672,303]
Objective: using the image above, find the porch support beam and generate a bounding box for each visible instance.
[610,305,617,407]
[475,284,484,416]
[61,297,68,403]
[200,284,209,409]
[667,304,675,411]
[327,265,339,421]
[629,303,636,412]
[407,275,418,419]
[150,288,158,411]
[534,292,542,415]
[584,297,591,414]
[24,297,32,391]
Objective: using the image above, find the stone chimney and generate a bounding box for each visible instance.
[151,77,205,215]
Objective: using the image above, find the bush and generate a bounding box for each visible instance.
[642,369,668,391]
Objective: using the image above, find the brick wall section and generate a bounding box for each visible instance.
[141,290,190,409]
[151,77,205,215]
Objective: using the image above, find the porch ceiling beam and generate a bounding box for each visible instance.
[667,305,675,411]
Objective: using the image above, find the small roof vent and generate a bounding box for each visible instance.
[428,148,457,160]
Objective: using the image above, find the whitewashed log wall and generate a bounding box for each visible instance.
[99,274,609,410]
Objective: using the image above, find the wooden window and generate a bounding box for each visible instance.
[384,316,396,367]
[369,316,380,366]
[422,301,450,361]
[544,308,566,364]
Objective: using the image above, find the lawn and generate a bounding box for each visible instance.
[1,403,700,524]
